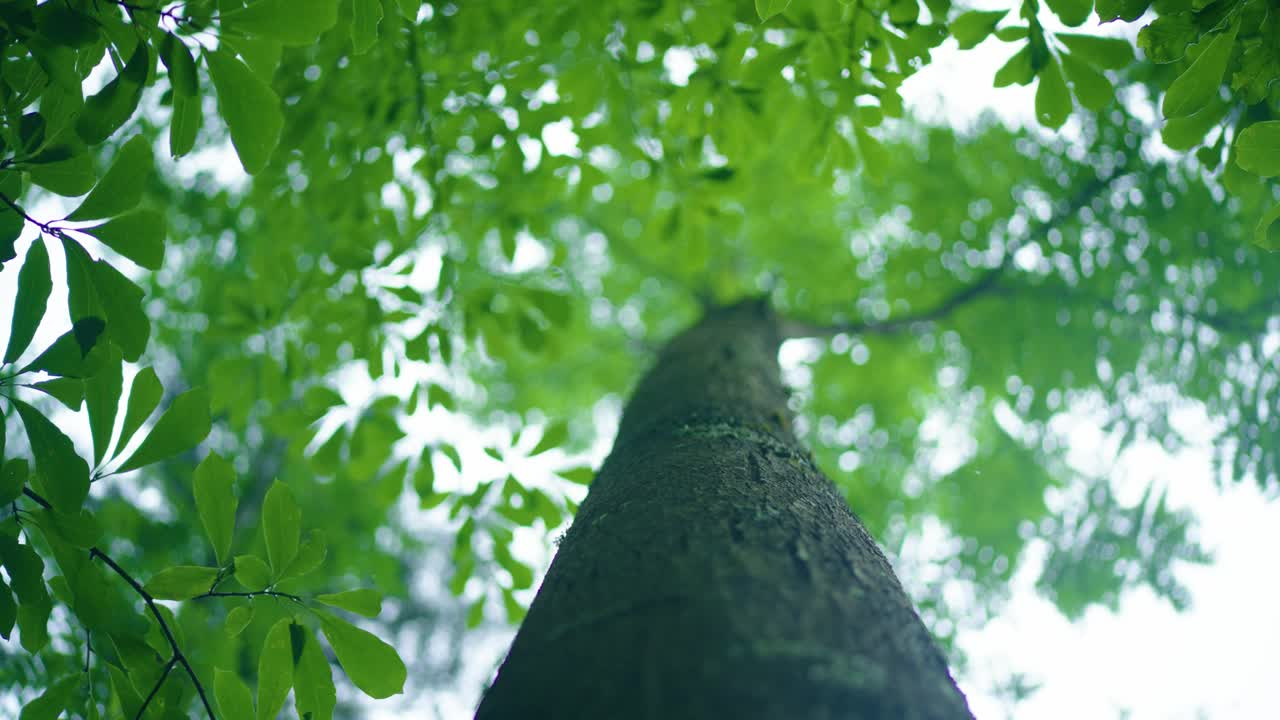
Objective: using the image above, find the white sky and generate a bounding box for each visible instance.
[898,25,1280,720]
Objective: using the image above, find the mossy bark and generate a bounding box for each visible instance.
[475,298,973,719]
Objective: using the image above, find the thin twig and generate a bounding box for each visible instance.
[21,488,218,720]
[195,590,305,603]
[135,656,178,719]
[780,166,1126,339]
[0,191,58,236]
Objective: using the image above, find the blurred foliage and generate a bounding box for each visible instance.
[0,0,1278,717]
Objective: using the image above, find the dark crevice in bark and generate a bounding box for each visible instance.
[476,297,974,720]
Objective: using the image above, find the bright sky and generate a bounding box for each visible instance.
[899,26,1280,720]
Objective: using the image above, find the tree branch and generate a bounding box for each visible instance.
[135,656,178,720]
[780,165,1127,340]
[21,488,218,720]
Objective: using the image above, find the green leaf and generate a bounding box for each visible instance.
[0,459,27,505]
[206,49,285,174]
[144,565,219,600]
[115,387,212,473]
[258,618,295,720]
[950,10,1008,50]
[466,597,485,628]
[0,537,48,607]
[1035,59,1074,129]
[84,256,151,361]
[316,609,406,699]
[1162,28,1236,119]
[85,345,123,465]
[32,377,84,410]
[26,151,96,197]
[560,466,595,485]
[352,0,384,54]
[35,4,100,47]
[1137,13,1197,64]
[1161,98,1228,150]
[1094,0,1149,22]
[81,208,166,269]
[4,238,51,363]
[281,529,327,580]
[215,668,256,720]
[855,127,889,181]
[17,602,51,653]
[235,554,273,590]
[531,420,569,455]
[14,399,90,512]
[18,675,78,720]
[262,480,302,575]
[221,0,340,46]
[21,319,106,378]
[119,367,162,451]
[0,577,14,639]
[36,508,102,549]
[76,44,150,145]
[1057,34,1135,69]
[225,605,254,637]
[413,451,436,498]
[68,136,153,221]
[1234,121,1280,177]
[1045,0,1091,26]
[994,45,1035,87]
[1254,204,1280,251]
[160,33,199,97]
[317,589,382,617]
[294,627,337,720]
[194,453,238,566]
[755,0,792,21]
[1061,52,1114,111]
[171,93,202,158]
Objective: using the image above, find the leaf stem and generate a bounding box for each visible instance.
[21,487,219,720]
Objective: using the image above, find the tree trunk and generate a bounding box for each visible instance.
[475,298,973,719]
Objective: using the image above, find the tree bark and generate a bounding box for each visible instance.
[475,298,973,719]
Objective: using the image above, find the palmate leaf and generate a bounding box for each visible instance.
[0,459,26,505]
[220,0,340,46]
[77,43,150,145]
[84,345,123,465]
[67,135,153,221]
[4,237,51,363]
[159,33,199,97]
[171,93,202,157]
[13,398,90,513]
[214,668,256,720]
[118,367,163,453]
[115,387,212,473]
[1162,27,1237,118]
[294,628,338,720]
[1234,121,1280,177]
[262,480,301,576]
[144,565,219,600]
[80,208,166,269]
[61,238,152,361]
[352,0,384,54]
[258,618,294,720]
[194,453,238,566]
[316,609,406,699]
[316,588,383,617]
[235,554,273,591]
[16,674,77,720]
[225,605,254,637]
[206,49,285,174]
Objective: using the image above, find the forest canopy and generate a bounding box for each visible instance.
[0,0,1278,717]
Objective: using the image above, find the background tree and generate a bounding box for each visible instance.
[0,0,1277,718]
